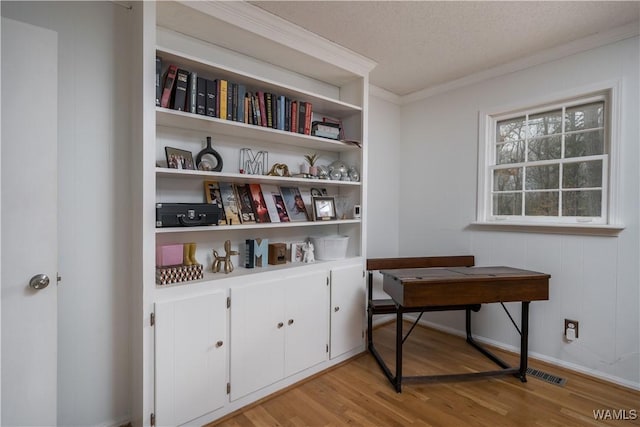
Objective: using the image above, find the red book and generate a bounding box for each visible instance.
[160,64,177,108]
[290,101,298,134]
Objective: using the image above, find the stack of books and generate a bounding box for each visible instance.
[311,121,341,140]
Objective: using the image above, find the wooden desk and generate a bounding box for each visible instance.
[371,266,550,392]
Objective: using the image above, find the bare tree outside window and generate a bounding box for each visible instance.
[490,99,607,220]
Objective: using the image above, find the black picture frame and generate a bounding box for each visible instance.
[313,196,337,221]
[165,146,195,170]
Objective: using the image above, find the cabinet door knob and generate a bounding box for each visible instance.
[277,322,284,329]
[216,340,223,348]
[334,306,340,312]
[288,319,294,325]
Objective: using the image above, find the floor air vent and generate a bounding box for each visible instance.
[527,368,567,386]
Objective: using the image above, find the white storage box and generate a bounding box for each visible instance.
[310,235,349,260]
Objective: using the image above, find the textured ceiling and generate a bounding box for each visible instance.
[250,1,640,96]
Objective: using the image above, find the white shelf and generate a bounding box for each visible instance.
[156,167,361,187]
[156,219,361,234]
[157,108,361,153]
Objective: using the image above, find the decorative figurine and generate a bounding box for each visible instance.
[240,148,268,175]
[212,240,239,274]
[196,136,223,172]
[267,163,291,177]
[302,240,315,263]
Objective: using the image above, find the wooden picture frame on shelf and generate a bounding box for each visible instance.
[165,146,195,170]
[312,196,337,221]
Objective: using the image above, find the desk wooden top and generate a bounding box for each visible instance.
[381,266,550,307]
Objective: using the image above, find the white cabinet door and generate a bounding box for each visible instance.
[155,291,227,426]
[284,272,329,377]
[330,263,366,359]
[230,278,285,401]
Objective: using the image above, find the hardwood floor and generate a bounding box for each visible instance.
[211,321,640,426]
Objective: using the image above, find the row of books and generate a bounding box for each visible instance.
[207,182,317,225]
[156,57,320,136]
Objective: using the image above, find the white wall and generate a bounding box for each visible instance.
[397,36,639,388]
[1,2,133,424]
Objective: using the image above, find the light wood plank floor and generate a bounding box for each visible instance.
[211,322,640,426]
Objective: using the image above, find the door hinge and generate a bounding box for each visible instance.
[326,277,329,286]
[326,344,329,353]
[227,382,231,394]
[150,412,155,427]
[57,273,62,283]
[227,297,231,308]
[150,312,155,327]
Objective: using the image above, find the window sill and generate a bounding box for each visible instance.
[469,221,625,236]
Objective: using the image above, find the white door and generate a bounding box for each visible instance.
[284,271,328,377]
[330,263,365,359]
[155,291,228,426]
[1,17,58,425]
[229,278,285,401]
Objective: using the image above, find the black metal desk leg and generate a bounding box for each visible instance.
[519,301,530,382]
[395,308,403,392]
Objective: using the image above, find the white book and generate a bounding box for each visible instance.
[260,184,283,223]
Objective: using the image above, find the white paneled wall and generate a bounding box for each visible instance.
[396,36,639,388]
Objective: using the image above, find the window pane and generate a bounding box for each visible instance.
[563,190,602,217]
[493,193,522,216]
[493,168,522,191]
[528,110,562,138]
[565,130,604,158]
[496,141,525,164]
[497,117,526,142]
[525,165,559,190]
[565,102,604,132]
[563,160,603,188]
[525,192,558,216]
[527,136,561,161]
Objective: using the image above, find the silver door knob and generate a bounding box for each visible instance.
[29,274,50,290]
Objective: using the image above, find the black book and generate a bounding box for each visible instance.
[205,79,216,117]
[271,93,278,129]
[196,77,206,115]
[188,71,197,114]
[155,56,162,106]
[284,97,291,132]
[172,68,189,111]
[227,83,234,121]
[245,239,255,268]
[232,83,238,121]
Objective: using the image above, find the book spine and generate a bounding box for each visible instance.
[229,83,236,121]
[155,56,162,106]
[257,91,267,127]
[284,98,291,132]
[196,77,206,115]
[304,101,312,135]
[160,64,177,108]
[291,101,298,134]
[205,79,216,117]
[298,101,306,134]
[277,95,285,130]
[189,71,197,114]
[271,93,277,129]
[252,94,260,126]
[244,95,250,124]
[265,92,273,128]
[237,84,246,123]
[219,80,228,120]
[172,68,189,111]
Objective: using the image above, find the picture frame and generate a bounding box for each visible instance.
[165,146,195,170]
[279,186,309,222]
[313,196,337,221]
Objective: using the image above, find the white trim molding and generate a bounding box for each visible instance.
[401,22,639,105]
[178,1,377,77]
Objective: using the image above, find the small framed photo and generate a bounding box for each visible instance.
[313,196,336,221]
[165,146,195,170]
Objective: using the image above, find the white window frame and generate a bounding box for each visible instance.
[475,81,624,234]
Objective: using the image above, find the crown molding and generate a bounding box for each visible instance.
[178,1,377,77]
[369,85,402,105]
[401,21,640,105]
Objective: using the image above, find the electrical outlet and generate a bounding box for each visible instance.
[564,319,579,340]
